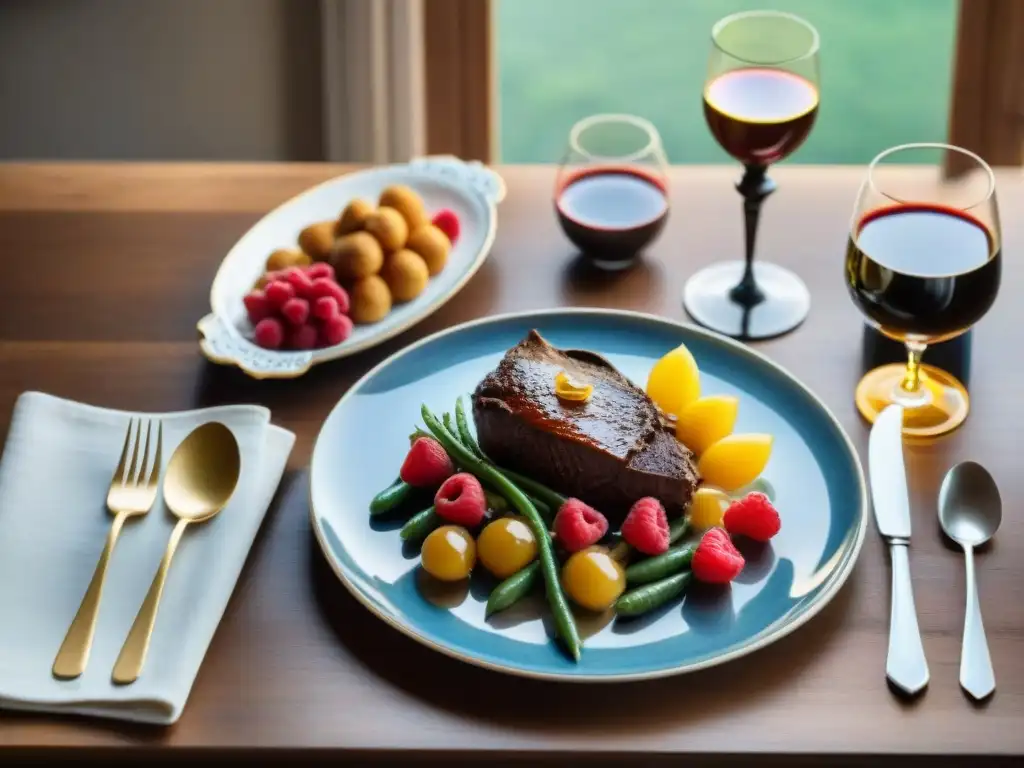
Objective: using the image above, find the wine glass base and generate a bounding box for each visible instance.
[855,363,970,438]
[682,261,810,340]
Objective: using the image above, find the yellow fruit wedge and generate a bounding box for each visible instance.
[675,395,739,455]
[697,433,774,492]
[688,486,731,530]
[646,343,700,417]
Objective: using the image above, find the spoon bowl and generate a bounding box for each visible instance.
[164,422,241,522]
[938,461,1002,548]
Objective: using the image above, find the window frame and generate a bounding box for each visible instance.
[946,0,1024,173]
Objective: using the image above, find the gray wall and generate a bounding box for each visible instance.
[0,0,324,160]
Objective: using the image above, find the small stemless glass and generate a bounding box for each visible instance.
[554,114,670,270]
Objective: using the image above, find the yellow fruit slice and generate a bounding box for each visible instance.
[697,433,773,492]
[688,486,731,530]
[675,395,739,455]
[646,343,700,417]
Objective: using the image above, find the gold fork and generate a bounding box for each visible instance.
[52,418,163,679]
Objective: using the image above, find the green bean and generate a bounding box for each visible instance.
[485,490,508,514]
[485,561,540,617]
[455,396,486,460]
[669,517,691,544]
[500,468,567,513]
[370,478,415,515]
[422,406,581,660]
[399,506,441,542]
[615,572,692,618]
[625,544,696,586]
[443,412,455,436]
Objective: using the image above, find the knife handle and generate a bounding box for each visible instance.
[886,540,929,695]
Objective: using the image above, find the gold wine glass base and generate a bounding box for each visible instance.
[855,363,970,438]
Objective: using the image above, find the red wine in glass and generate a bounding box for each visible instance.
[846,203,1000,343]
[703,68,818,166]
[555,166,669,265]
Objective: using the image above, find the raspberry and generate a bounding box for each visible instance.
[285,322,318,350]
[431,209,460,244]
[400,437,455,488]
[309,277,350,312]
[552,498,608,552]
[265,279,296,308]
[243,290,272,324]
[285,267,315,298]
[723,491,781,542]
[621,497,670,555]
[280,297,310,326]
[312,295,340,321]
[306,262,335,281]
[319,313,353,346]
[253,317,284,349]
[434,472,487,527]
[691,528,745,584]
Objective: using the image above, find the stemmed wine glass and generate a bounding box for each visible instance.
[683,10,820,339]
[846,143,1001,438]
[555,114,670,270]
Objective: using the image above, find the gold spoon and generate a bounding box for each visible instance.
[112,421,240,685]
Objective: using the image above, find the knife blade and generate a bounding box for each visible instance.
[868,404,929,696]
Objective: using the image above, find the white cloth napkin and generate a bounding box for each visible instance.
[0,391,295,725]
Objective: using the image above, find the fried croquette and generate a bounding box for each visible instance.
[336,198,374,236]
[406,223,451,276]
[297,221,336,262]
[266,248,311,272]
[330,231,384,281]
[382,249,429,302]
[350,275,392,323]
[378,184,428,230]
[365,206,409,252]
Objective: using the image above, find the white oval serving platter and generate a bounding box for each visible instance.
[197,155,506,379]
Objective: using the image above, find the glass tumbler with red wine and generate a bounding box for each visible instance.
[683,10,819,339]
[555,114,670,269]
[846,143,1001,438]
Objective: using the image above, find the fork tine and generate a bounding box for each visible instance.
[113,418,135,486]
[126,418,142,486]
[146,421,163,489]
[134,420,153,486]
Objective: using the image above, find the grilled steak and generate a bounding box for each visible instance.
[472,330,700,520]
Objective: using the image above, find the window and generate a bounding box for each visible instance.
[497,0,957,164]
[422,0,1024,168]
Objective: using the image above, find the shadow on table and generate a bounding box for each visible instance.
[309,530,865,734]
[559,253,663,309]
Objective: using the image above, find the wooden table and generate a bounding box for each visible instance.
[0,164,1022,765]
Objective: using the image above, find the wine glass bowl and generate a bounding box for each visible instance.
[555,114,670,270]
[846,143,1001,438]
[703,12,819,166]
[683,10,820,340]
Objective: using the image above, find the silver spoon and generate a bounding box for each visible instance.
[938,461,1001,700]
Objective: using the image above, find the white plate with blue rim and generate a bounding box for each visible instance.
[197,155,505,379]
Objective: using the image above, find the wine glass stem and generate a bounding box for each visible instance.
[729,164,777,308]
[893,340,930,407]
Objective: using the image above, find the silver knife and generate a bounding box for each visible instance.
[868,404,929,695]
